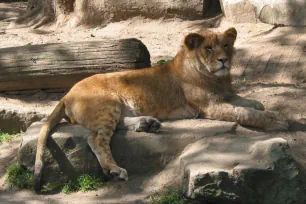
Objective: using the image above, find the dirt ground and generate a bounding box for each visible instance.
[1,1,306,204]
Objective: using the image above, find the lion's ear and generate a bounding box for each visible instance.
[184,33,204,50]
[224,27,237,42]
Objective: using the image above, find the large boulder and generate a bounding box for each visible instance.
[18,119,235,184]
[17,118,306,203]
[221,0,306,26]
[221,0,258,23]
[181,135,306,203]
[257,0,306,26]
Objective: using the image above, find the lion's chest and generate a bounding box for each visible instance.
[120,99,140,117]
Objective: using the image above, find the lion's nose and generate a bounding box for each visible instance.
[217,58,228,64]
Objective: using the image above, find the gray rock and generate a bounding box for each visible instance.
[258,0,306,26]
[13,0,214,29]
[180,135,306,203]
[0,90,63,133]
[18,119,235,184]
[221,0,258,24]
[0,109,46,133]
[221,0,306,26]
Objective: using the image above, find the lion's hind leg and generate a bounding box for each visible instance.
[88,131,128,180]
[86,99,128,181]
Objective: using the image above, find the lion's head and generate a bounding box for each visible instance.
[183,27,237,77]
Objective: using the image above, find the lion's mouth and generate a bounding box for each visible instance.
[214,66,228,73]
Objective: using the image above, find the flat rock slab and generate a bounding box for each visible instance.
[181,134,306,203]
[18,119,235,184]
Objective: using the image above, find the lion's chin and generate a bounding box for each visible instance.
[214,67,229,77]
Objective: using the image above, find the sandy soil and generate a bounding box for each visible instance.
[1,1,306,204]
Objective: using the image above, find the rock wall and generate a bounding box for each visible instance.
[221,0,306,26]
[70,0,209,27]
[73,0,306,26]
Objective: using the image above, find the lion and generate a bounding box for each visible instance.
[33,27,288,191]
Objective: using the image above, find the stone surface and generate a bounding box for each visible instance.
[180,135,306,203]
[257,0,306,26]
[0,90,64,133]
[11,0,218,29]
[99,0,206,21]
[221,0,306,26]
[221,0,258,23]
[18,119,235,184]
[0,108,46,133]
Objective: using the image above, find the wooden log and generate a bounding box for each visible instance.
[0,38,151,91]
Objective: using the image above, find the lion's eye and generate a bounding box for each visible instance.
[224,44,229,49]
[205,46,213,51]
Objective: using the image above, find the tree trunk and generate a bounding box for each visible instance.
[0,38,151,91]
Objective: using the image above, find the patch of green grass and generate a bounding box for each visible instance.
[148,188,190,204]
[0,130,22,144]
[62,174,104,194]
[6,164,103,193]
[6,164,33,189]
[156,59,168,65]
[77,174,103,192]
[62,181,78,194]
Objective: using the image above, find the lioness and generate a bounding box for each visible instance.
[34,27,288,191]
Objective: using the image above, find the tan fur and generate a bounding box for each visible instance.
[34,28,288,191]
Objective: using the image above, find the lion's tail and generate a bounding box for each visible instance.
[34,99,66,192]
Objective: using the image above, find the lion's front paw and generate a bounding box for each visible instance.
[264,111,288,131]
[110,167,128,181]
[135,117,161,133]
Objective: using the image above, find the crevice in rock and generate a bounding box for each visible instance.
[203,0,223,18]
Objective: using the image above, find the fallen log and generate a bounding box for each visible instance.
[0,38,151,91]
